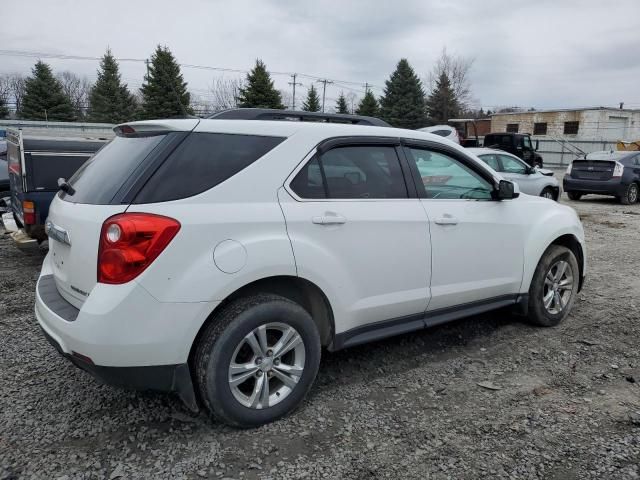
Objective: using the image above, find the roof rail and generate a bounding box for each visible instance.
[207,108,390,127]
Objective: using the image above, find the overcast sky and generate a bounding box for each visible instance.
[2,0,639,111]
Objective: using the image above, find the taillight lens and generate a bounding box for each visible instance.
[566,163,572,175]
[23,200,35,224]
[612,161,624,178]
[98,213,181,284]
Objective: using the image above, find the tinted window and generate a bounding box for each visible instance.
[290,157,326,199]
[63,135,166,204]
[405,147,493,200]
[320,146,407,199]
[431,130,451,137]
[499,154,528,174]
[134,133,285,203]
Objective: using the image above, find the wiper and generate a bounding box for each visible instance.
[57,177,76,196]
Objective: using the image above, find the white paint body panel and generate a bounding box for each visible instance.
[35,119,586,367]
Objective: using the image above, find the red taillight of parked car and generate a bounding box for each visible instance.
[97,213,181,284]
[23,200,36,225]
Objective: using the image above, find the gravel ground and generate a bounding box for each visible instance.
[1,192,639,480]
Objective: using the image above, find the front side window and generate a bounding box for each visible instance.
[478,154,501,171]
[499,154,528,174]
[291,145,408,199]
[405,147,493,200]
[521,136,532,149]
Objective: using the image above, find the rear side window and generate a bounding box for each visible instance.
[291,145,408,199]
[134,133,285,203]
[63,135,166,204]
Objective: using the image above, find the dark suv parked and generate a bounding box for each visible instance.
[563,151,640,204]
[483,132,543,168]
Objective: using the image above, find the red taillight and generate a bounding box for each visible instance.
[23,200,36,225]
[97,213,181,284]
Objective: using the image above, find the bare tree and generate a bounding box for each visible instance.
[57,71,92,119]
[345,91,359,114]
[0,75,11,103]
[279,89,293,110]
[8,74,26,114]
[428,48,475,111]
[209,77,244,111]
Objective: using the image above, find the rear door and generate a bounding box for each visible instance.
[280,139,431,333]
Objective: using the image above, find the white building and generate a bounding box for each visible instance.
[490,107,640,142]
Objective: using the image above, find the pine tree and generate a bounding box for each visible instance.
[19,61,75,121]
[237,59,284,109]
[426,72,460,125]
[356,90,379,117]
[379,59,425,129]
[88,49,137,123]
[335,92,349,114]
[140,45,193,119]
[0,95,9,119]
[302,85,321,112]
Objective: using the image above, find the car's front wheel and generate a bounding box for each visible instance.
[194,294,321,428]
[526,245,579,327]
[540,187,555,200]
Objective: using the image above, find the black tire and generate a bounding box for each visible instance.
[0,190,10,215]
[540,187,555,200]
[619,182,639,205]
[567,192,582,201]
[194,294,321,428]
[526,245,579,327]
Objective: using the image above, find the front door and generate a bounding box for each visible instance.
[279,142,431,334]
[403,144,525,311]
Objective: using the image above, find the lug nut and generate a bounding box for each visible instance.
[274,359,280,366]
[266,350,273,357]
[256,371,263,377]
[255,357,263,365]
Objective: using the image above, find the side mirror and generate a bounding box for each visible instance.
[494,180,519,200]
[534,139,539,151]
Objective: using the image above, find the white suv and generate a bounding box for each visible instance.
[35,112,586,427]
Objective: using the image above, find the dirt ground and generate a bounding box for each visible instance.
[1,193,639,480]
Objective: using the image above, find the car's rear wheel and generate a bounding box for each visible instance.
[526,245,579,327]
[0,191,10,215]
[620,182,639,205]
[566,192,582,201]
[540,187,555,200]
[194,294,321,428]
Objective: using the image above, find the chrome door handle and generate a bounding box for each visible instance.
[312,213,347,225]
[434,215,458,225]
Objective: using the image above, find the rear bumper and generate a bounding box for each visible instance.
[563,176,627,196]
[35,253,218,410]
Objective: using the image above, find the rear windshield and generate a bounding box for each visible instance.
[61,135,166,204]
[132,132,285,203]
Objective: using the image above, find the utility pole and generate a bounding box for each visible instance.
[363,82,371,93]
[145,59,150,81]
[316,79,334,113]
[288,73,302,110]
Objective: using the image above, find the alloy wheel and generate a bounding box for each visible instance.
[228,322,305,409]
[542,260,574,315]
[629,184,638,203]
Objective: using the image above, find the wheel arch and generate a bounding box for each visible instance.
[188,275,335,367]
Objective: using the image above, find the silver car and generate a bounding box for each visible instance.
[468,148,560,200]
